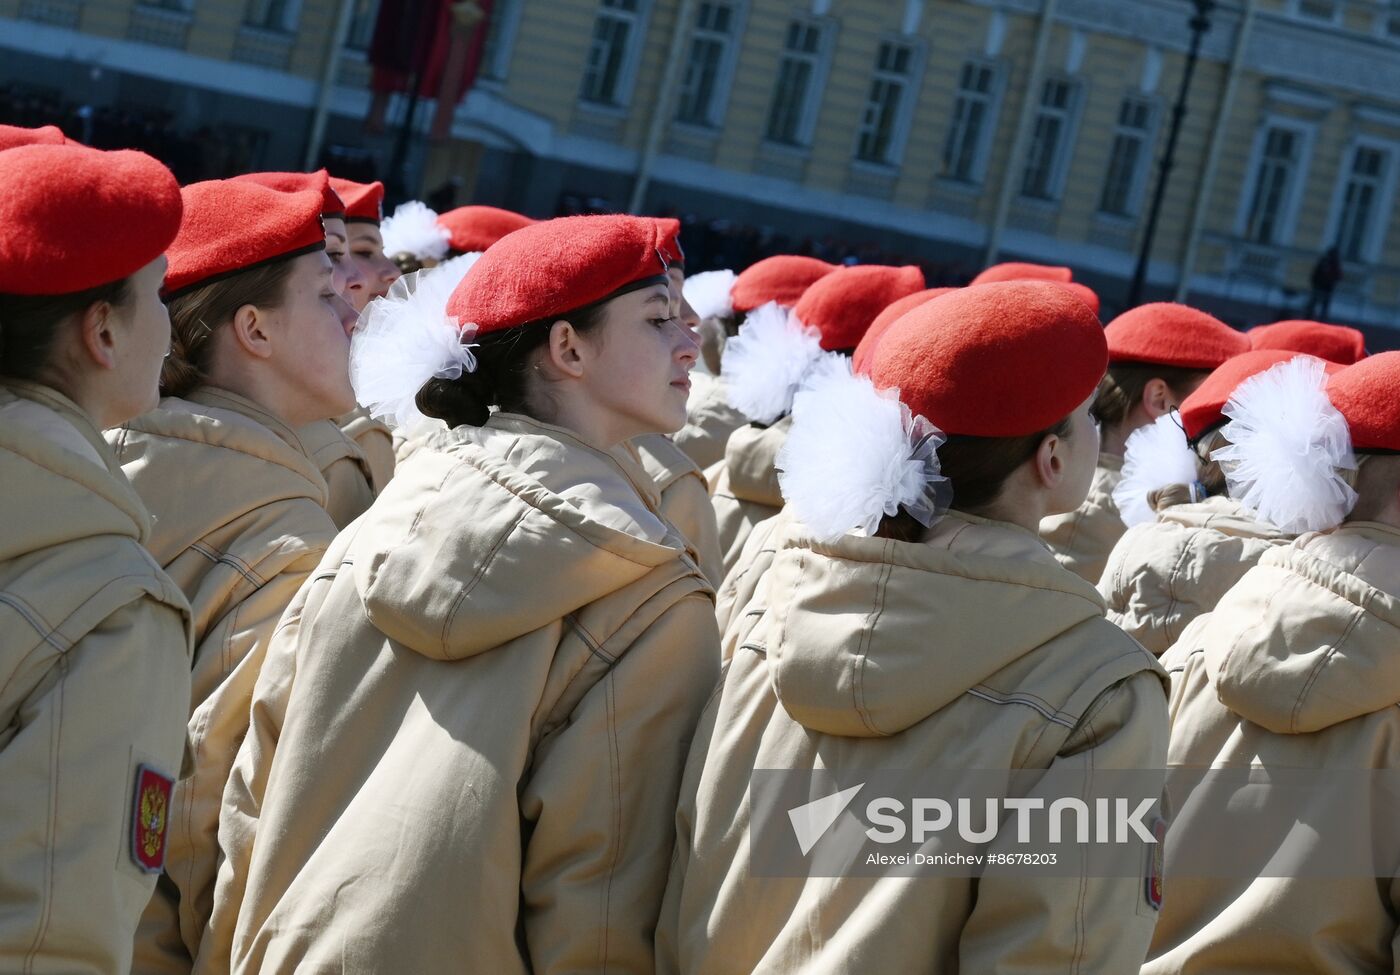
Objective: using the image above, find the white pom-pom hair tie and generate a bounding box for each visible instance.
[350,252,483,431]
[1113,412,1203,528]
[1213,356,1357,533]
[381,201,452,262]
[777,363,951,543]
[721,301,827,425]
[682,269,736,321]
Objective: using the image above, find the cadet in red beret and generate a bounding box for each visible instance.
[330,176,401,312]
[1248,318,1367,364]
[1146,351,1400,975]
[210,214,718,974]
[233,170,368,302]
[1041,302,1249,583]
[0,143,191,973]
[112,177,359,973]
[437,203,536,256]
[659,281,1168,975]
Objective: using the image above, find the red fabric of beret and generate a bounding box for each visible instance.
[1054,280,1101,317]
[1248,319,1367,365]
[655,217,684,267]
[0,123,66,150]
[793,264,925,351]
[329,177,385,223]
[1325,351,1400,452]
[852,287,958,373]
[232,169,345,220]
[438,205,536,254]
[163,180,326,297]
[972,262,1074,285]
[0,144,182,296]
[1105,302,1249,369]
[730,254,838,313]
[1178,350,1341,443]
[868,281,1108,438]
[446,214,669,336]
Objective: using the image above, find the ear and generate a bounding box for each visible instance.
[543,319,588,380]
[1030,429,1066,491]
[76,299,119,371]
[228,303,276,361]
[1140,377,1175,420]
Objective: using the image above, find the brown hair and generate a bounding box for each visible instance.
[1093,363,1210,430]
[416,303,609,428]
[161,259,298,398]
[875,415,1075,541]
[0,279,131,382]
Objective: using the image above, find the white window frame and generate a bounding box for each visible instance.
[852,37,922,167]
[1290,0,1342,24]
[763,16,834,149]
[1373,0,1400,40]
[674,0,747,130]
[1019,75,1082,203]
[1324,135,1399,264]
[941,58,1004,184]
[481,0,526,83]
[1235,115,1316,247]
[245,0,300,32]
[579,0,652,110]
[343,0,378,51]
[1097,94,1158,218]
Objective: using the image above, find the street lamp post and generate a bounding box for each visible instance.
[1126,0,1214,308]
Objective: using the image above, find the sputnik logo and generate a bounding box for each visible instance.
[788,783,864,856]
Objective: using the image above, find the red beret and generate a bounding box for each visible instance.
[0,144,182,296]
[868,281,1107,438]
[730,254,838,313]
[1178,350,1342,443]
[438,205,536,253]
[164,180,326,297]
[655,217,684,267]
[1105,302,1249,369]
[972,262,1074,285]
[793,264,925,352]
[1325,351,1400,453]
[1248,319,1367,365]
[446,214,669,336]
[1054,280,1100,317]
[329,177,385,223]
[232,169,345,220]
[0,123,66,150]
[852,287,958,373]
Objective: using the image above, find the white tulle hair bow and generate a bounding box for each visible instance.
[1113,412,1203,528]
[682,269,736,321]
[349,252,483,432]
[721,301,826,424]
[777,357,952,542]
[1213,355,1357,533]
[380,201,452,262]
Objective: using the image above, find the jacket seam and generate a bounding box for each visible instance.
[852,553,895,737]
[564,614,618,665]
[1162,537,1195,647]
[599,670,622,967]
[1290,602,1368,733]
[966,686,1077,729]
[24,653,64,971]
[441,505,530,655]
[189,541,268,589]
[0,592,68,652]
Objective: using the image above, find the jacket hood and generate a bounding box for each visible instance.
[764,511,1110,737]
[723,415,789,507]
[1157,495,1291,541]
[0,381,150,560]
[351,413,692,661]
[1208,523,1400,733]
[107,387,329,566]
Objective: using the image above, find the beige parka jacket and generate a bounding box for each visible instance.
[673,371,746,471]
[1040,453,1125,584]
[1145,523,1400,975]
[207,413,720,974]
[1098,495,1292,655]
[709,415,790,579]
[108,387,338,974]
[0,380,193,975]
[336,406,394,493]
[296,418,376,529]
[620,433,724,587]
[657,510,1169,974]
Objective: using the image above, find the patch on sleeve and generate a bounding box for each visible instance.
[131,764,174,873]
[1145,816,1166,911]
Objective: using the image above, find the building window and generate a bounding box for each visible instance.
[581,0,643,107]
[1243,125,1305,245]
[1099,97,1154,217]
[1020,78,1077,201]
[345,0,378,50]
[854,41,915,165]
[1380,0,1400,39]
[141,0,192,11]
[766,19,825,147]
[245,0,299,31]
[942,61,997,183]
[1334,145,1389,262]
[676,2,737,127]
[1293,0,1340,22]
